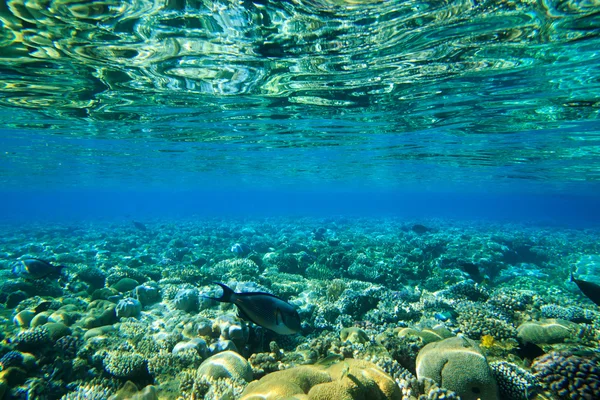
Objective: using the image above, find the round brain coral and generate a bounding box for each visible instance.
[415,336,499,400]
[196,351,253,383]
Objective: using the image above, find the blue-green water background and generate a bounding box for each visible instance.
[1,0,599,225]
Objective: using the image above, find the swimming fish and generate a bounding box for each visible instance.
[411,224,430,234]
[231,243,251,257]
[34,300,53,314]
[204,282,301,335]
[459,262,487,284]
[434,311,457,322]
[132,221,147,231]
[12,259,65,280]
[571,273,600,307]
[515,341,545,361]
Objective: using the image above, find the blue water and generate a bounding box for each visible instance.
[1,0,599,222]
[1,189,599,227]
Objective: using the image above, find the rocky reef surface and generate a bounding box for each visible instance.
[0,217,599,400]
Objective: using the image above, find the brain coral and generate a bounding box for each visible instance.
[240,358,401,400]
[197,351,253,383]
[415,336,499,400]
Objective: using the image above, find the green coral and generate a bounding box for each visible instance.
[61,384,115,400]
[456,301,517,340]
[306,263,337,280]
[106,267,148,287]
[326,279,346,301]
[147,349,202,380]
[103,351,148,379]
[211,258,260,280]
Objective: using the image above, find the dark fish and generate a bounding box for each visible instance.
[571,273,600,306]
[516,341,545,361]
[12,259,65,280]
[460,262,485,284]
[34,301,53,314]
[132,221,147,231]
[231,243,251,257]
[204,282,301,335]
[411,224,430,234]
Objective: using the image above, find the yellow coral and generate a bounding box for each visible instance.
[240,359,401,400]
[241,366,331,399]
[480,334,495,348]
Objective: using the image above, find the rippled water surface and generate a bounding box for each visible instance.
[1,0,599,189]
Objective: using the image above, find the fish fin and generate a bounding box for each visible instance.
[204,282,235,303]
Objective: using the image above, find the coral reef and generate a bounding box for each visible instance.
[0,217,598,399]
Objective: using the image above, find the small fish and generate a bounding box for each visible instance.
[434,310,458,322]
[571,273,600,307]
[132,221,147,231]
[231,243,251,257]
[340,361,351,379]
[204,282,301,335]
[315,354,344,367]
[12,259,65,280]
[411,224,430,234]
[516,341,545,361]
[459,262,485,284]
[34,301,53,314]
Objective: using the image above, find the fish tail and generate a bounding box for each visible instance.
[204,282,234,303]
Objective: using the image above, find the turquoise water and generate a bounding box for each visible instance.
[1,0,600,201]
[2,1,600,400]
